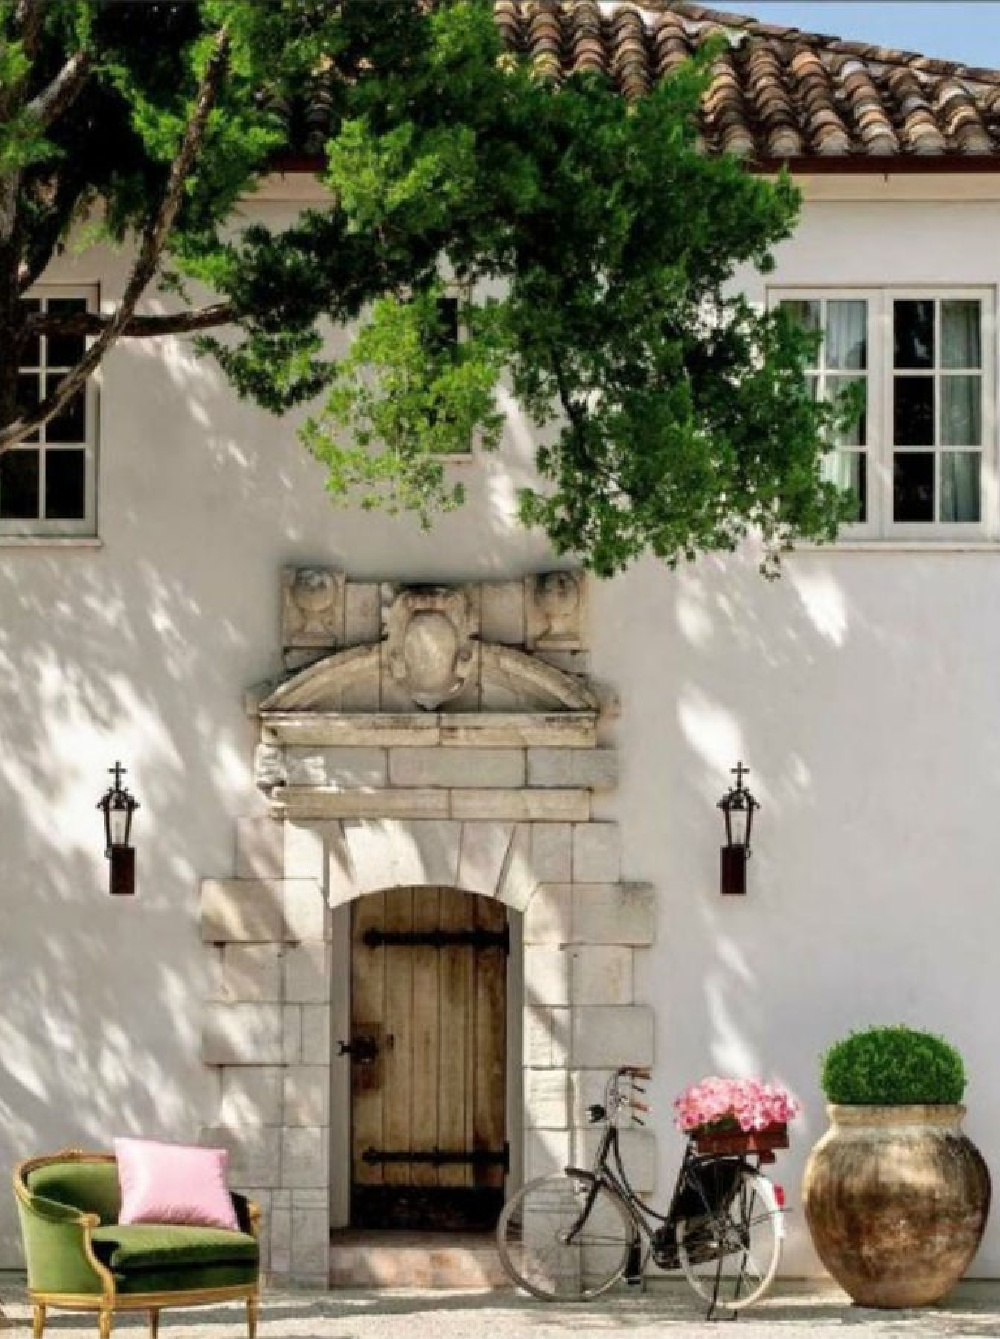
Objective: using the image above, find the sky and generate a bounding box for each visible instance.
[743,3,1000,67]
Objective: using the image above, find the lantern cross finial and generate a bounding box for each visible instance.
[109,760,127,790]
[731,760,749,790]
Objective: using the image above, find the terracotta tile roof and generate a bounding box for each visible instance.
[490,0,1000,162]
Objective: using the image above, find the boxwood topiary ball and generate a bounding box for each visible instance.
[820,1025,966,1106]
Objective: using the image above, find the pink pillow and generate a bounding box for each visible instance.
[115,1137,238,1231]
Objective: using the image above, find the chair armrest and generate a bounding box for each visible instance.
[14,1191,112,1297]
[231,1191,262,1239]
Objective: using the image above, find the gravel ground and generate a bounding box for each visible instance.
[4,1278,1000,1339]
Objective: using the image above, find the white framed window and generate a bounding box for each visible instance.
[6,285,99,536]
[771,287,996,542]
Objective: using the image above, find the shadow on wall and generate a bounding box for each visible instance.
[594,544,1000,1274]
[0,323,556,1265]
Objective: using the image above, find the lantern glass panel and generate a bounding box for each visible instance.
[109,804,130,847]
[728,803,748,847]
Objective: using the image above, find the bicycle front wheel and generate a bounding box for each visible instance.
[676,1163,783,1311]
[497,1172,636,1301]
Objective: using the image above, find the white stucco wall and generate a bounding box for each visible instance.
[4,180,1000,1276]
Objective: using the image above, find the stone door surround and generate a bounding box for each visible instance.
[198,571,656,1285]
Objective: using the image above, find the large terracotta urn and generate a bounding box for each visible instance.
[803,1105,990,1308]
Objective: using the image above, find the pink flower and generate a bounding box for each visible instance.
[673,1076,800,1136]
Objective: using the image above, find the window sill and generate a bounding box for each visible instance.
[0,535,103,549]
[795,540,1000,554]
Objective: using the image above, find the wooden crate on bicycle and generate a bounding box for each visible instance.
[692,1122,789,1159]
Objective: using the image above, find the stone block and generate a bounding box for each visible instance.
[201,879,283,944]
[524,946,571,1007]
[497,823,535,911]
[439,714,597,749]
[388,747,525,789]
[201,1126,282,1188]
[270,1205,292,1259]
[344,582,380,646]
[572,883,656,946]
[291,1207,330,1277]
[202,1004,284,1065]
[527,749,618,791]
[284,942,331,1003]
[285,747,388,789]
[301,1005,331,1064]
[568,1069,616,1125]
[481,581,525,645]
[523,884,572,945]
[276,787,449,820]
[524,1129,572,1181]
[284,1067,330,1127]
[282,1127,329,1189]
[572,824,621,883]
[282,1005,302,1064]
[524,1069,571,1129]
[283,822,327,885]
[457,821,514,898]
[219,1066,284,1126]
[215,944,283,1003]
[524,1005,571,1069]
[569,946,633,1005]
[390,820,463,887]
[327,822,357,909]
[451,788,589,822]
[284,880,330,943]
[530,824,572,884]
[235,818,285,879]
[291,1188,328,1207]
[570,1006,653,1069]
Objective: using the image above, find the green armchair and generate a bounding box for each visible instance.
[13,1149,261,1339]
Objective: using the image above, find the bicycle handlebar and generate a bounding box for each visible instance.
[618,1065,651,1080]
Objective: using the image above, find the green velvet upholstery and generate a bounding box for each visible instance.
[14,1153,261,1330]
[16,1192,105,1295]
[26,1162,120,1225]
[91,1224,258,1273]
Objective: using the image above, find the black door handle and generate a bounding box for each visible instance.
[337,1035,379,1064]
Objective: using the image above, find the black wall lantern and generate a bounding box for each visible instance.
[98,761,139,896]
[717,761,759,896]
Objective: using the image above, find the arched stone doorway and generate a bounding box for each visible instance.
[200,572,656,1285]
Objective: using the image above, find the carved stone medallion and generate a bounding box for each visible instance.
[282,567,345,651]
[384,587,476,710]
[526,570,586,650]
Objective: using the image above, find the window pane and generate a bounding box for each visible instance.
[940,452,981,523]
[16,374,40,443]
[941,300,981,369]
[826,300,867,370]
[18,298,41,367]
[894,300,935,369]
[827,375,866,446]
[45,375,86,443]
[781,300,821,334]
[941,375,981,446]
[46,298,87,368]
[893,376,935,446]
[45,448,86,519]
[0,449,40,519]
[822,450,867,523]
[893,452,935,522]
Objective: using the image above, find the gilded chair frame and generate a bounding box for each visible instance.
[13,1149,261,1339]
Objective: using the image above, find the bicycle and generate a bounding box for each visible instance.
[496,1066,787,1316]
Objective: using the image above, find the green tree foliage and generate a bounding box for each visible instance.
[1,0,852,573]
[821,1026,967,1106]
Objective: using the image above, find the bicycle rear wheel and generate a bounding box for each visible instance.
[675,1163,783,1311]
[497,1172,636,1301]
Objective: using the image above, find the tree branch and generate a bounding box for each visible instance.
[0,26,232,452]
[26,301,236,340]
[26,50,92,128]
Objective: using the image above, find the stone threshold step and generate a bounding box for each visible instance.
[329,1230,510,1290]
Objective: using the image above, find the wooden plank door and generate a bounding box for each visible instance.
[348,886,508,1231]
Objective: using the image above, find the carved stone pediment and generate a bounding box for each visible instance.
[383,586,476,710]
